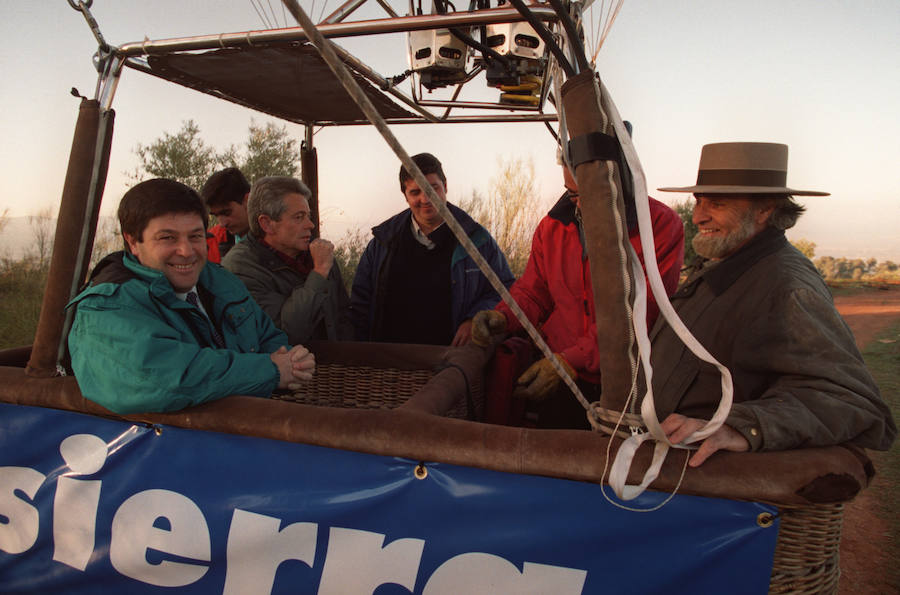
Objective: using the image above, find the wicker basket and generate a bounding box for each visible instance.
[769,503,843,594]
[273,362,434,410]
[271,341,480,420]
[266,342,848,593]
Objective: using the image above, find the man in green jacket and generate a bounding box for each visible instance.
[68,178,316,414]
[222,176,353,343]
[649,142,895,466]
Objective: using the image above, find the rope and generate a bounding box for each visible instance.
[588,404,642,439]
[280,0,592,414]
[591,0,624,64]
[250,0,274,29]
[601,444,691,513]
[264,0,280,27]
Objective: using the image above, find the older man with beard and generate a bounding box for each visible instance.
[647,142,895,466]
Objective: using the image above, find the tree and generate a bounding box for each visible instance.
[28,206,56,270]
[228,121,302,183]
[791,238,816,259]
[671,199,697,267]
[90,216,122,268]
[811,255,900,282]
[458,156,542,277]
[871,260,900,282]
[130,120,222,191]
[814,255,836,279]
[333,228,369,293]
[130,119,302,191]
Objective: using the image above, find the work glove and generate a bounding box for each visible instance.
[470,310,508,347]
[513,354,577,401]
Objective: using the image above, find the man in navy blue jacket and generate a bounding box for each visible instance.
[350,153,514,346]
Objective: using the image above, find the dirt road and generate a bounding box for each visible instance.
[834,285,900,349]
[833,285,900,594]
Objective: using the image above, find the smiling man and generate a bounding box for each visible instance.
[647,142,895,465]
[67,178,316,414]
[350,153,514,345]
[222,176,352,343]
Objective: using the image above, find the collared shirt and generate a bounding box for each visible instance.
[175,285,211,318]
[410,217,444,250]
[260,238,313,275]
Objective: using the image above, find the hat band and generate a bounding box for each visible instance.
[696,169,787,187]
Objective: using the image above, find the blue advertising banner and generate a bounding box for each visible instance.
[0,403,779,593]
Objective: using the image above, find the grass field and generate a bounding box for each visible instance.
[0,261,45,350]
[861,321,900,589]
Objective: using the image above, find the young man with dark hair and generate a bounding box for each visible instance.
[351,153,514,346]
[223,176,352,343]
[67,178,315,414]
[200,167,251,263]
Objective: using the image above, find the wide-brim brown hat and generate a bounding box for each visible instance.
[658,142,829,196]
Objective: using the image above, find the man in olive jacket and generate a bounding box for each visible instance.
[649,142,896,466]
[223,176,353,344]
[68,179,315,414]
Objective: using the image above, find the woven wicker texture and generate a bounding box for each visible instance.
[769,503,843,594]
[274,363,434,410]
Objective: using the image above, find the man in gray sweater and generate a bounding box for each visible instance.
[223,176,352,343]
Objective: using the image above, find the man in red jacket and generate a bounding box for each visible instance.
[473,164,685,429]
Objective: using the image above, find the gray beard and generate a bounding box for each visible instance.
[692,210,760,260]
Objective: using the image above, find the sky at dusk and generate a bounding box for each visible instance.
[1,1,898,261]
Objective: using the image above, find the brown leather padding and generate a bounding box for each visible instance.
[399,343,487,418]
[0,345,32,368]
[560,72,635,411]
[26,99,114,378]
[0,364,870,505]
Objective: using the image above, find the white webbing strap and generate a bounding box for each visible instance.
[602,84,734,501]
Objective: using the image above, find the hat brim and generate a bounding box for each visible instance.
[657,185,829,196]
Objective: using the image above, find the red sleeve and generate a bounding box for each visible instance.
[496,219,554,332]
[206,234,222,264]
